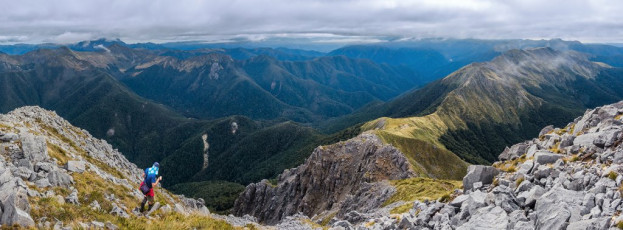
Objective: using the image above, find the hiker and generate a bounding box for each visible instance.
[139,162,163,213]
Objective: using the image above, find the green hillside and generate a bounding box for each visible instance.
[121,52,417,122]
[0,48,341,191]
[365,48,623,166]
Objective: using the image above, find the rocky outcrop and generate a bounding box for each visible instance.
[233,133,415,224]
[329,101,623,229]
[462,165,499,192]
[0,106,220,228]
[498,143,529,161]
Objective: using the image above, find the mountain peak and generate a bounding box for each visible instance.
[73,38,127,51]
[444,47,601,89]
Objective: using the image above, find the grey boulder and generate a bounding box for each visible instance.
[463,165,499,192]
[0,193,34,227]
[498,143,528,161]
[534,151,564,165]
[593,129,621,148]
[534,188,584,229]
[0,133,19,142]
[539,125,554,137]
[110,204,130,218]
[48,171,73,187]
[65,161,86,173]
[456,206,508,230]
[566,217,610,230]
[20,134,49,162]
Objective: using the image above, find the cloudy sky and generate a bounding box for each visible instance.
[1,0,622,44]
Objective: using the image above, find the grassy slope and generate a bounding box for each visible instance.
[11,113,239,230]
[385,178,462,205]
[362,113,469,180]
[354,49,623,183]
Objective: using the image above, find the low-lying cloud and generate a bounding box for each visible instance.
[2,0,622,44]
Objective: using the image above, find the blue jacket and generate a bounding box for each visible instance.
[144,166,159,188]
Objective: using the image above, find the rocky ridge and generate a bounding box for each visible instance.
[0,106,258,229]
[327,101,623,229]
[234,133,416,224]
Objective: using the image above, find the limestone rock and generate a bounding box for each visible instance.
[0,193,34,227]
[105,222,119,230]
[233,133,415,224]
[456,206,508,230]
[65,191,79,205]
[0,132,18,142]
[567,217,610,230]
[91,221,105,228]
[539,125,554,137]
[462,165,499,192]
[534,151,564,165]
[20,134,49,162]
[65,161,86,173]
[498,143,529,161]
[110,204,129,218]
[174,203,185,213]
[48,171,73,187]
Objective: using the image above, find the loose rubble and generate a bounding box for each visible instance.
[325,101,623,229]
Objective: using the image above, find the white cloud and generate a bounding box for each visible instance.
[50,32,95,44]
[1,0,622,44]
[94,44,110,52]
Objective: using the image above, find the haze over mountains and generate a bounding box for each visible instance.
[2,38,623,215]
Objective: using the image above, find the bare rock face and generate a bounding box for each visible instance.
[233,133,415,224]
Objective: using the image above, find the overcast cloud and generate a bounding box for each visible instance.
[1,0,622,44]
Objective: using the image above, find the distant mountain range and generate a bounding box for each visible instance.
[0,45,366,184]
[2,38,623,213]
[341,47,623,165]
[231,47,623,225]
[120,50,418,121]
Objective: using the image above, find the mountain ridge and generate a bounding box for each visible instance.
[0,106,252,229]
[330,47,623,164]
[314,100,623,229]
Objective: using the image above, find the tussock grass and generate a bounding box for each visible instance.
[301,218,328,230]
[30,168,237,229]
[377,131,469,180]
[568,124,576,134]
[390,203,413,214]
[320,212,337,226]
[493,155,527,173]
[362,114,469,180]
[609,171,618,181]
[84,154,127,179]
[39,123,81,153]
[383,177,461,207]
[47,142,71,165]
[492,178,500,187]
[123,213,237,230]
[548,141,563,154]
[515,176,525,187]
[0,123,11,131]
